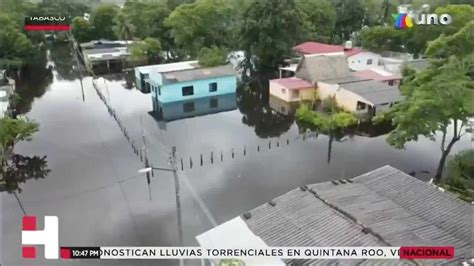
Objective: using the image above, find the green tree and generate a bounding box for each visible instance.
[332,0,365,42]
[359,26,405,52]
[297,0,336,42]
[71,16,95,43]
[113,12,135,40]
[0,117,39,162]
[130,37,162,62]
[374,22,474,182]
[34,0,90,18]
[405,4,474,57]
[425,20,474,59]
[165,0,239,57]
[296,104,358,132]
[120,1,170,39]
[0,14,34,69]
[91,4,119,40]
[240,0,305,72]
[197,46,228,67]
[442,149,474,202]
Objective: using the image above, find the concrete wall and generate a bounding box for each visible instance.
[154,75,237,103]
[269,81,291,102]
[269,81,315,102]
[317,82,369,112]
[348,52,382,71]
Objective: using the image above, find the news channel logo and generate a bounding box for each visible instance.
[392,12,452,29]
[21,216,59,259]
[23,16,71,31]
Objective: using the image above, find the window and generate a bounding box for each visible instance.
[280,106,286,113]
[209,82,217,92]
[356,101,367,110]
[182,86,194,96]
[292,90,300,99]
[183,102,195,112]
[209,98,218,108]
[367,59,373,65]
[388,80,394,86]
[281,88,286,94]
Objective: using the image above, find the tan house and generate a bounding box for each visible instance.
[318,78,402,116]
[269,77,314,102]
[270,54,402,117]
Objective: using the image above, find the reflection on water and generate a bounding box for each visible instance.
[12,48,53,115]
[0,153,50,193]
[150,93,237,125]
[237,79,294,138]
[49,43,81,81]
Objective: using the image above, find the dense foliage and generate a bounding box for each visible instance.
[130,38,162,63]
[197,46,228,67]
[296,104,358,132]
[374,20,474,182]
[442,149,474,202]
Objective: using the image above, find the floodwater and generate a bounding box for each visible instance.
[1,45,472,266]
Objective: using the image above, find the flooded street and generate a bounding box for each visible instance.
[2,45,472,266]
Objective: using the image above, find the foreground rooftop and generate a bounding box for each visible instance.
[198,166,472,265]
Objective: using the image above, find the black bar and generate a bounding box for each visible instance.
[60,247,101,259]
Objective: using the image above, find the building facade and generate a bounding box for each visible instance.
[146,64,237,104]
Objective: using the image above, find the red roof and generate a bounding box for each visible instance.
[293,41,364,57]
[293,42,343,55]
[344,47,363,57]
[271,77,313,90]
[353,69,401,81]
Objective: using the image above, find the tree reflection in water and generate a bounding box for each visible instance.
[49,44,81,81]
[0,154,50,193]
[237,78,294,138]
[11,47,53,115]
[297,119,394,164]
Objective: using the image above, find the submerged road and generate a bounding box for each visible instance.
[1,73,212,266]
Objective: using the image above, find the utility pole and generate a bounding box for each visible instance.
[170,146,183,266]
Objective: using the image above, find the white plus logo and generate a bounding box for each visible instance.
[21,216,59,259]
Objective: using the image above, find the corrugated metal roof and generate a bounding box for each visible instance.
[340,80,402,105]
[244,165,471,265]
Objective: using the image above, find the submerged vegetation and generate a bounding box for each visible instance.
[441,149,474,202]
[296,96,358,133]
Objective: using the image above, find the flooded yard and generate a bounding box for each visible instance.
[2,46,472,266]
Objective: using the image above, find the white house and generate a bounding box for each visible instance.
[346,50,382,71]
[292,41,382,71]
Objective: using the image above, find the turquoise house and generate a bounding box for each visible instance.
[150,93,237,123]
[137,61,237,103]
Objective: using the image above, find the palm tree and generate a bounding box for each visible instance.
[113,12,136,68]
[113,12,135,40]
